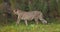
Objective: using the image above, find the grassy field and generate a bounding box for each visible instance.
[0,18,60,32]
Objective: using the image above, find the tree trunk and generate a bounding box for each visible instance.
[3,0,12,18]
[2,0,12,24]
[53,0,59,18]
[46,0,51,18]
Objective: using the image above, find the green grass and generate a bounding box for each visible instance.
[0,23,60,32]
[0,18,60,32]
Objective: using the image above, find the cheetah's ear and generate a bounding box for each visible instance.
[15,9,17,12]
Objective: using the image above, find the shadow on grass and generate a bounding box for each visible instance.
[46,17,60,25]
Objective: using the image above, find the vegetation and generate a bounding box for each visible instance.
[0,19,60,32]
[0,24,60,32]
[0,0,60,32]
